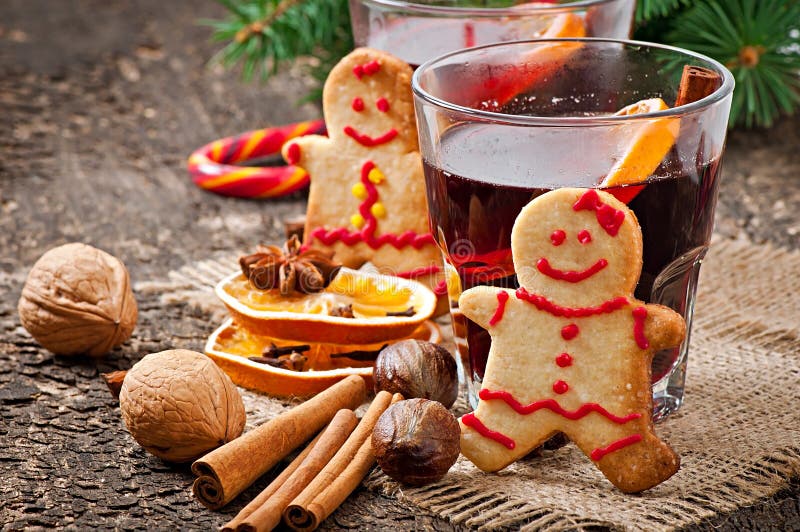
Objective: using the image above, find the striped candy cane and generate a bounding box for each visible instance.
[188,119,326,198]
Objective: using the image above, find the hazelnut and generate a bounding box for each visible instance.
[119,349,246,463]
[18,242,137,357]
[373,340,458,408]
[372,398,460,486]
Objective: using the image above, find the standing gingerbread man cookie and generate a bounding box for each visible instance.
[459,188,685,493]
[281,48,442,297]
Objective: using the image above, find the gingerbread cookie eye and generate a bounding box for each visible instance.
[550,230,566,246]
[352,97,365,112]
[577,229,592,244]
[376,97,390,113]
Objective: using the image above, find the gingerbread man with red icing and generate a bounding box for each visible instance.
[281,48,442,299]
[458,187,685,493]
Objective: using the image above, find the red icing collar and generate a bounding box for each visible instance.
[515,288,629,317]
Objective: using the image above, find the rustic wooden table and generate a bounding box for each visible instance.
[2,1,799,529]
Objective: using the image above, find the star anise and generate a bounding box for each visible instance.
[239,236,341,295]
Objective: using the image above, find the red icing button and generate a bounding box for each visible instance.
[376,97,390,112]
[555,353,573,367]
[561,324,579,340]
[553,380,569,394]
[351,97,364,112]
[578,230,592,244]
[286,143,301,165]
[550,230,566,246]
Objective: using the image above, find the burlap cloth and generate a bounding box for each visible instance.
[139,237,800,530]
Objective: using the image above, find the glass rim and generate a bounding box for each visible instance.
[355,0,621,17]
[411,38,736,127]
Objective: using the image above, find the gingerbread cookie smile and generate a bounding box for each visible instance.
[535,256,608,282]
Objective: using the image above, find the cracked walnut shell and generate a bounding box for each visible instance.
[119,349,246,463]
[18,242,138,357]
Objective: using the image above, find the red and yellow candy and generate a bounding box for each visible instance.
[188,120,326,198]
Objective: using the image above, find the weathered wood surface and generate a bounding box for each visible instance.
[1,1,798,530]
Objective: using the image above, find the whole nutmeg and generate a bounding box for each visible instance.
[373,340,458,408]
[18,243,137,357]
[372,398,460,486]
[119,349,246,463]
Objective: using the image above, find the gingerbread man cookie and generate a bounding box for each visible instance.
[281,48,443,297]
[458,188,685,493]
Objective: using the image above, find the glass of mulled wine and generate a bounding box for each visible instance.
[348,0,635,68]
[412,39,734,420]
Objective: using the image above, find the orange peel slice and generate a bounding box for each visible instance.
[216,267,437,344]
[602,98,680,188]
[204,318,441,398]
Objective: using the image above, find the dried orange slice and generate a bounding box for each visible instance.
[602,98,680,187]
[216,267,437,344]
[204,318,441,397]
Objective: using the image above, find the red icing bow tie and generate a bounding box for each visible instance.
[572,190,625,236]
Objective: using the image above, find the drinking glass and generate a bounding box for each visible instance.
[349,0,636,67]
[412,39,734,420]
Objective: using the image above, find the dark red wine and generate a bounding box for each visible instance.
[423,122,721,385]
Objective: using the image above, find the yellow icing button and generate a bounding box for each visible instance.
[350,213,365,229]
[371,202,386,218]
[368,167,385,184]
[351,182,367,200]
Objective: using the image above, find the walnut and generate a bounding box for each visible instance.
[372,398,461,486]
[373,340,458,408]
[17,243,137,357]
[119,349,246,463]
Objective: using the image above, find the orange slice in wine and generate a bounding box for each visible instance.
[602,98,679,188]
[216,267,437,344]
[470,12,586,110]
[204,318,441,398]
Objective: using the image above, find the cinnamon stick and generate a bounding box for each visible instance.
[283,392,404,531]
[221,429,326,532]
[191,374,366,510]
[223,409,358,532]
[675,65,722,107]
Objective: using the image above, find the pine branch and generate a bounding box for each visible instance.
[668,0,800,128]
[205,0,352,83]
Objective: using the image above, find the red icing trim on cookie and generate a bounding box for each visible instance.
[536,257,608,283]
[489,291,509,326]
[310,227,435,250]
[352,60,381,79]
[462,413,515,450]
[397,264,441,279]
[590,434,642,461]
[552,380,569,394]
[286,143,301,165]
[573,190,626,236]
[578,229,592,244]
[550,230,566,246]
[555,353,573,367]
[632,306,649,349]
[376,97,390,112]
[351,97,364,111]
[343,126,398,147]
[309,160,437,251]
[433,280,448,296]
[397,265,447,295]
[479,389,642,425]
[515,289,629,317]
[561,323,579,340]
